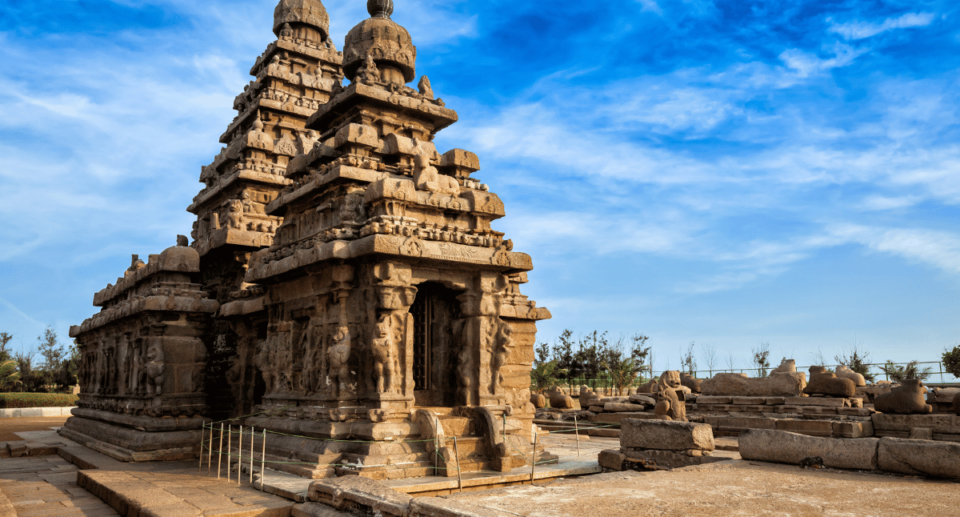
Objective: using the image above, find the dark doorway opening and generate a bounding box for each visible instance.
[411,283,462,407]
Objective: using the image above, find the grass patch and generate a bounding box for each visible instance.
[0,393,78,408]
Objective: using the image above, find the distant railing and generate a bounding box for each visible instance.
[535,361,958,393]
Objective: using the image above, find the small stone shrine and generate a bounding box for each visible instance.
[65,0,552,479]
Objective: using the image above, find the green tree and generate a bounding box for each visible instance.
[881,361,932,383]
[13,350,44,392]
[943,344,960,379]
[603,335,650,395]
[0,360,21,391]
[682,342,697,376]
[0,332,12,363]
[530,360,565,393]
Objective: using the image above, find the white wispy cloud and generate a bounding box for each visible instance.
[779,42,869,78]
[829,12,937,41]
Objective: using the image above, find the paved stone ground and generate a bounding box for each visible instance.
[0,416,69,442]
[0,455,120,517]
[445,459,960,516]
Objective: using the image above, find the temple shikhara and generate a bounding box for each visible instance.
[65,0,552,479]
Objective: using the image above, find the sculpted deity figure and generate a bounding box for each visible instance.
[356,54,380,85]
[371,318,399,394]
[418,75,434,99]
[491,321,514,394]
[253,339,274,394]
[225,200,244,230]
[328,326,352,397]
[144,339,165,396]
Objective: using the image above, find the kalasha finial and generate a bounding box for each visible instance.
[367,0,394,19]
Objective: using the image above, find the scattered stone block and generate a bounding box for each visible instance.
[833,421,874,438]
[628,394,656,406]
[871,414,960,434]
[910,428,934,440]
[621,419,714,451]
[598,449,626,470]
[604,403,648,413]
[293,502,352,517]
[878,437,960,479]
[309,477,412,516]
[732,397,767,405]
[701,372,806,397]
[739,429,879,470]
[784,397,846,407]
[874,380,933,414]
[7,443,26,458]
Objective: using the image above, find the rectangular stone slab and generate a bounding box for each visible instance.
[739,429,879,470]
[620,419,715,451]
[871,414,960,434]
[784,397,847,407]
[878,437,960,479]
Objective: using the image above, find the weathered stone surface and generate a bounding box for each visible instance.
[620,449,729,471]
[875,380,933,414]
[548,387,575,409]
[771,359,797,374]
[293,502,352,517]
[604,403,648,413]
[871,414,960,434]
[784,397,846,407]
[739,429,879,470]
[680,373,702,393]
[628,394,656,406]
[598,449,626,470]
[309,477,412,516]
[621,419,714,451]
[804,372,856,398]
[701,372,806,397]
[529,393,546,409]
[409,497,516,517]
[731,396,767,405]
[835,365,866,387]
[695,396,732,404]
[878,437,960,479]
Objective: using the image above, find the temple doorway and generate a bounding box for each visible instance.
[410,283,462,407]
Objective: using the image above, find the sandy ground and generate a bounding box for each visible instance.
[0,416,68,441]
[446,459,960,517]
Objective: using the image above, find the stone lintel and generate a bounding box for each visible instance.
[219,295,266,317]
[246,234,533,284]
[194,228,275,257]
[189,169,291,214]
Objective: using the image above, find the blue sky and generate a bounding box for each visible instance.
[1,0,959,379]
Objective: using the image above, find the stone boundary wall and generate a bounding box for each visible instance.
[0,407,77,418]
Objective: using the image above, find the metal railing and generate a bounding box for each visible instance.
[536,361,959,392]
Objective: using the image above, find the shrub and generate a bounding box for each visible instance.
[0,393,78,408]
[943,345,960,379]
[881,361,932,383]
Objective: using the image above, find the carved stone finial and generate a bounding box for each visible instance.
[176,235,189,247]
[254,110,265,131]
[367,0,394,19]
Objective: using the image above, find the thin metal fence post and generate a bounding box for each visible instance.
[260,430,266,491]
[218,423,224,479]
[453,437,463,493]
[530,431,539,485]
[227,425,232,482]
[434,417,440,477]
[207,424,214,474]
[250,427,254,484]
[238,425,243,486]
[199,425,205,472]
[574,416,581,458]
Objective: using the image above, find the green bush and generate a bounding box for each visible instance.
[0,393,78,408]
[943,345,960,378]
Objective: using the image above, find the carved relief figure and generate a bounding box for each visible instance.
[491,321,514,394]
[654,371,687,422]
[226,200,244,230]
[254,339,274,394]
[356,54,379,85]
[225,355,243,403]
[327,326,352,397]
[413,150,459,196]
[145,339,165,396]
[371,317,399,394]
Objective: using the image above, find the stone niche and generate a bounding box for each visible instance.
[63,246,218,461]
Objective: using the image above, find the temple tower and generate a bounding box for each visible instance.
[242,0,552,479]
[187,0,344,419]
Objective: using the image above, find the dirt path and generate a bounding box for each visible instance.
[0,416,68,441]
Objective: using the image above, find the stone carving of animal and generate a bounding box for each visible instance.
[530,393,547,409]
[579,386,601,408]
[772,359,797,374]
[654,371,687,422]
[835,365,866,387]
[548,386,575,409]
[874,379,933,414]
[804,366,856,398]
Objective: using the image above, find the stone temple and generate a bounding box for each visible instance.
[65,0,552,480]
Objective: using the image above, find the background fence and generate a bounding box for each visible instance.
[545,360,959,392]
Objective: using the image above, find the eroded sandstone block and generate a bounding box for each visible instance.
[804,369,856,398]
[620,419,714,451]
[739,429,879,470]
[701,372,806,397]
[878,437,960,479]
[548,386,575,409]
[835,365,866,387]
